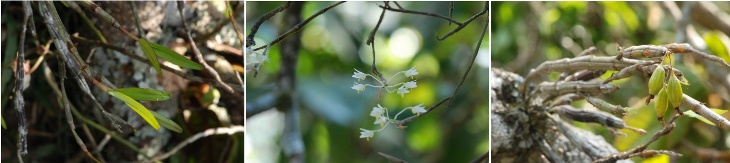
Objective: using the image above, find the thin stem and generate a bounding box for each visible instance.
[253,1,346,51]
[178,2,237,96]
[246,2,292,47]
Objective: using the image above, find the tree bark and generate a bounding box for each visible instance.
[490,68,631,163]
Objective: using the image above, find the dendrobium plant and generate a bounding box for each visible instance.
[352,68,427,141]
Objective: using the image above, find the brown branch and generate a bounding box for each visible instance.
[252,1,345,51]
[594,114,682,163]
[178,1,237,96]
[366,2,388,45]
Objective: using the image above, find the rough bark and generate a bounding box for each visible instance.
[490,68,631,163]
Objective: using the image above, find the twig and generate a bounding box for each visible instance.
[366,2,387,45]
[594,114,682,163]
[252,1,345,51]
[71,36,244,92]
[552,105,626,129]
[682,94,730,130]
[449,2,454,26]
[178,2,236,96]
[130,1,145,38]
[246,2,292,47]
[14,1,32,155]
[43,62,152,161]
[150,126,244,161]
[226,1,244,55]
[436,2,488,40]
[394,10,487,126]
[59,60,101,163]
[378,3,462,25]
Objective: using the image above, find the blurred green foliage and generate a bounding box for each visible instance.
[246,2,488,162]
[493,2,730,162]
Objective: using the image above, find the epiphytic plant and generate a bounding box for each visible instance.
[521,42,730,162]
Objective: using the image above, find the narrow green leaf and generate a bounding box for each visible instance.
[113,87,171,101]
[108,90,160,130]
[139,39,162,75]
[150,111,182,133]
[149,42,203,70]
[684,109,728,126]
[2,116,6,129]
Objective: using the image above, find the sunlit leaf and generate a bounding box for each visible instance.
[150,111,182,133]
[684,109,728,126]
[703,31,730,64]
[149,42,203,70]
[108,90,160,130]
[113,87,171,101]
[2,116,6,129]
[138,39,162,75]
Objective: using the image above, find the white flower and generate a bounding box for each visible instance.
[352,83,365,94]
[373,116,388,127]
[404,81,417,89]
[370,104,385,117]
[360,128,375,141]
[246,46,253,55]
[397,86,410,97]
[411,104,427,116]
[352,69,366,81]
[404,68,418,78]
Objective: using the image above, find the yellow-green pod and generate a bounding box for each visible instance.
[667,74,683,108]
[655,87,668,118]
[648,66,666,96]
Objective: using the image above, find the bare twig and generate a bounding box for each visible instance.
[71,36,244,92]
[252,1,345,51]
[594,114,682,163]
[394,9,487,126]
[366,2,388,45]
[59,60,100,163]
[150,126,244,162]
[246,2,292,47]
[43,62,152,161]
[682,94,730,130]
[378,3,462,25]
[178,2,237,97]
[14,1,32,155]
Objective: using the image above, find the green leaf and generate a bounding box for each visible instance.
[108,90,160,130]
[150,111,182,133]
[149,42,203,70]
[684,109,729,126]
[139,39,162,75]
[2,116,6,129]
[113,87,171,101]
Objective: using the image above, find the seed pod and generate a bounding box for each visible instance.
[647,66,665,95]
[646,65,666,103]
[667,74,683,108]
[655,87,668,119]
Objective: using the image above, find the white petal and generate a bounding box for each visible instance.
[397,86,410,97]
[404,81,417,89]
